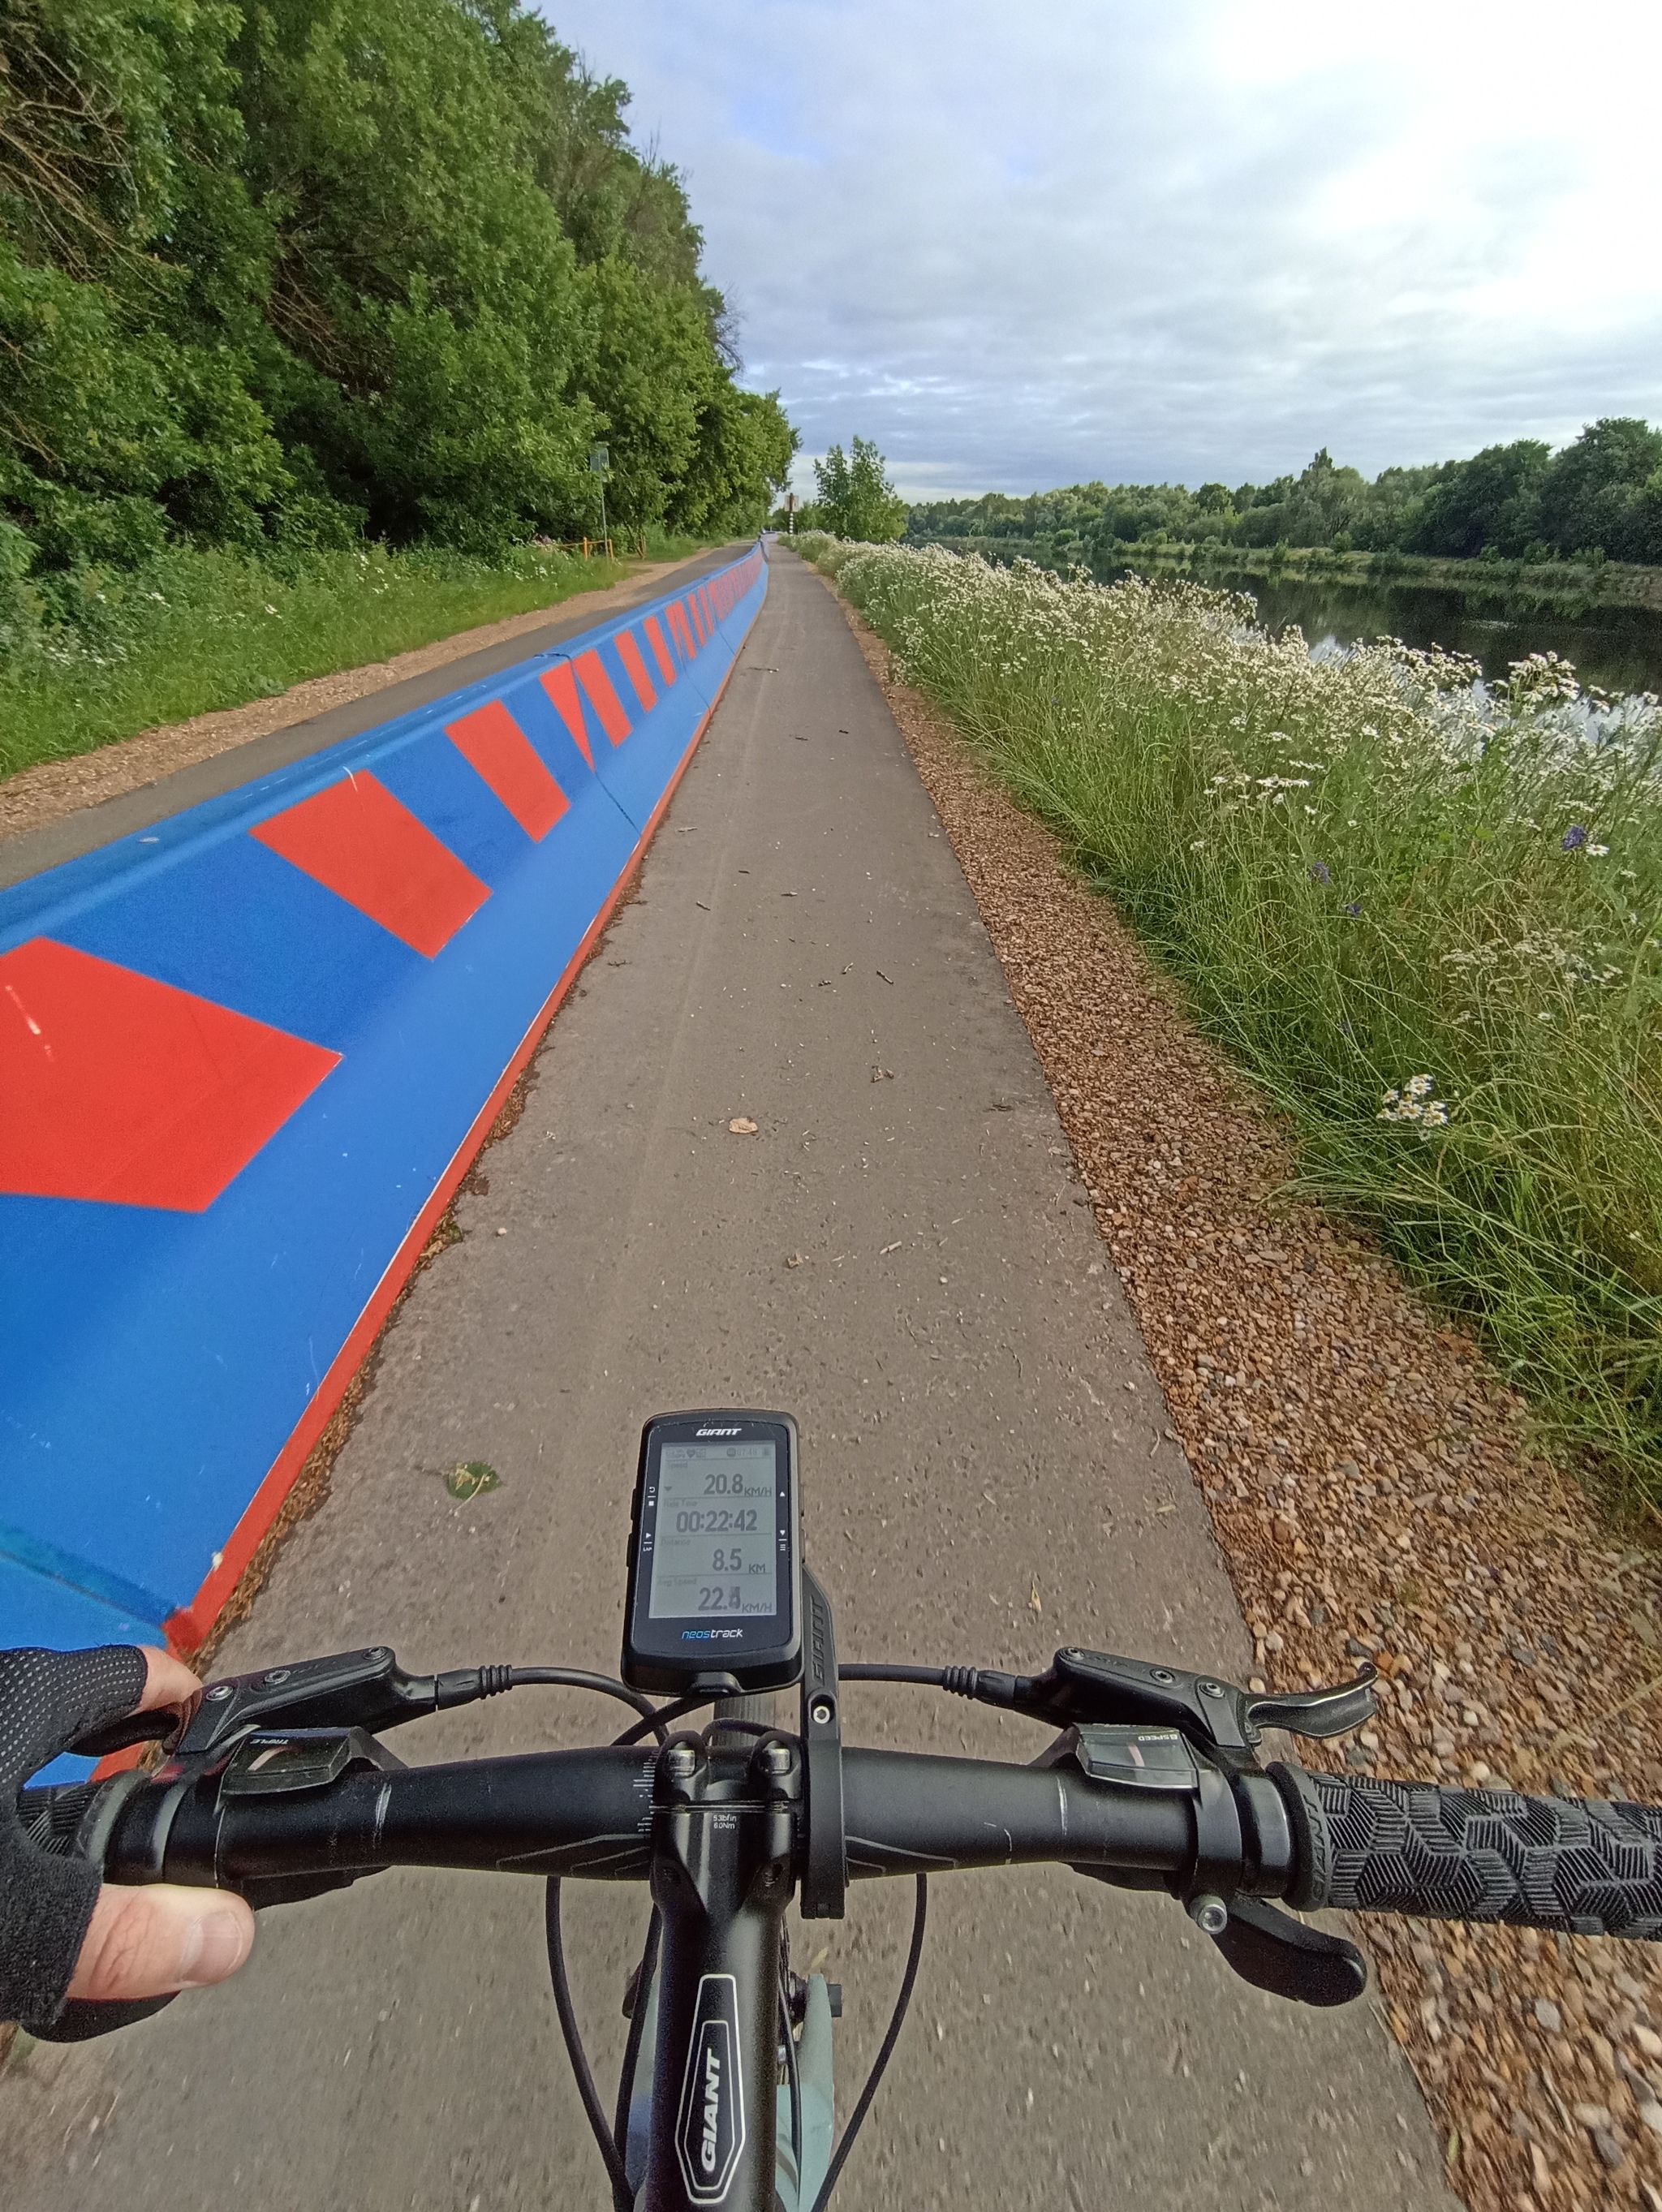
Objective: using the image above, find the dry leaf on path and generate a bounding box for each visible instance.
[728,1117,758,1134]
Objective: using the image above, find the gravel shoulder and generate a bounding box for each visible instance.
[0,556,702,847]
[815,562,1662,2212]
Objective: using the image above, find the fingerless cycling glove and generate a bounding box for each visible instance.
[0,1645,145,2029]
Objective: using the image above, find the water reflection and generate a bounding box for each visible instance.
[1238,578,1662,699]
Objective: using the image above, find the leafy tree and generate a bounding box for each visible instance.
[0,0,795,587]
[1403,441,1551,558]
[669,382,797,536]
[813,436,906,542]
[1536,419,1662,563]
[0,0,290,562]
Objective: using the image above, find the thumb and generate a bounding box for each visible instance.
[67,1884,256,2003]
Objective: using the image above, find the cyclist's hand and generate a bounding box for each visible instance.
[2,1645,254,2033]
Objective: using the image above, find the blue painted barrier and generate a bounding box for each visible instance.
[1,544,766,1660]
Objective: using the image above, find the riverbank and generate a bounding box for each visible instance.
[909,533,1662,620]
[798,531,1662,1507]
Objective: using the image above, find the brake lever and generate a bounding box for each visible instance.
[66,1709,179,1759]
[1013,1647,1376,1761]
[67,1645,479,1763]
[1250,1677,1379,1742]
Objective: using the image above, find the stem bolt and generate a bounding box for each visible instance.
[810,1699,834,1728]
[1187,1893,1229,1937]
[665,1743,699,1779]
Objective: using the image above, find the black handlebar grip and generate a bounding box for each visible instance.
[1272,1762,1662,1939]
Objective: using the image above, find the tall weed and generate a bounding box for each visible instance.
[801,533,1662,1504]
[0,534,706,777]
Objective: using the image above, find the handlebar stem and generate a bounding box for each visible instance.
[643,1736,797,2212]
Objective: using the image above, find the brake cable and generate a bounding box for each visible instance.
[610,1688,727,1747]
[779,1963,803,2188]
[544,1878,632,2206]
[611,1909,661,2212]
[502,1668,666,1741]
[809,1873,928,2212]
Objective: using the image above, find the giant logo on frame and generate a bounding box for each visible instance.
[674,1973,746,2203]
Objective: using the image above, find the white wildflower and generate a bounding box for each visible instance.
[1380,1075,1452,1129]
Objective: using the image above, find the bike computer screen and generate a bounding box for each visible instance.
[622,1411,802,1693]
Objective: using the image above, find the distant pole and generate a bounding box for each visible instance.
[590,445,609,556]
[786,492,797,536]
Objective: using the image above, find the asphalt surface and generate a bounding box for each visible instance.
[4,546,1454,2210]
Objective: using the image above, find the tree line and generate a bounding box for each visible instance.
[0,0,797,594]
[906,419,1662,569]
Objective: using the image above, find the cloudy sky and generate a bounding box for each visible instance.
[538,0,1662,501]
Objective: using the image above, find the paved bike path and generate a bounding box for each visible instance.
[4,547,1452,2210]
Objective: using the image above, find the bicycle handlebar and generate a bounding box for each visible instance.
[20,1668,1662,2212]
[1280,1764,1662,1939]
[23,1737,1662,1942]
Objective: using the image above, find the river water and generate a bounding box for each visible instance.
[1234,577,1662,699]
[916,536,1662,699]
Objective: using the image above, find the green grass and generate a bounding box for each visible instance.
[800,531,1662,1509]
[0,527,712,779]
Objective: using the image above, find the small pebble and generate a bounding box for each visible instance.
[1593,2128,1625,2171]
[1534,1999,1562,2034]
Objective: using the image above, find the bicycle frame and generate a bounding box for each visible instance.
[590,1569,850,2212]
[622,1914,837,2210]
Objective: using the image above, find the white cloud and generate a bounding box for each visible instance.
[539,0,1662,497]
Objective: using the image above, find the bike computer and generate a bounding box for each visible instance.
[622,1410,802,1693]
